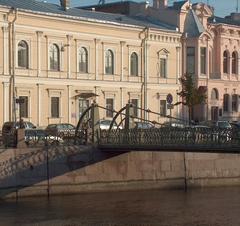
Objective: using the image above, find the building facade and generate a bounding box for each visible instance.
[92,0,240,122]
[0,0,182,128]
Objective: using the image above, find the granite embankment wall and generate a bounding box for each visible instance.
[1,146,240,199]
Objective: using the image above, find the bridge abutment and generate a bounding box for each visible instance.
[1,146,240,199]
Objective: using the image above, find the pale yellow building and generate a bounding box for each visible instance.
[94,0,240,122]
[0,0,182,128]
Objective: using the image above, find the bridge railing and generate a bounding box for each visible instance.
[98,127,240,151]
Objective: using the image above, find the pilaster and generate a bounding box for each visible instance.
[94,38,100,80]
[3,82,10,122]
[67,35,73,79]
[2,26,9,75]
[36,31,43,77]
[120,41,126,81]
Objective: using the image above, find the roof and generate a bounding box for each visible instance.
[209,16,240,27]
[184,9,205,37]
[0,0,177,31]
[168,0,188,10]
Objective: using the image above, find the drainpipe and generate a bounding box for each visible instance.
[139,27,149,120]
[8,8,18,122]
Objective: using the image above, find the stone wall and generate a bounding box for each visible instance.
[1,146,240,199]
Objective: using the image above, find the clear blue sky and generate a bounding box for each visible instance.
[41,0,237,17]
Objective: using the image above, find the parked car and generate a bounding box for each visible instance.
[96,119,122,130]
[1,121,40,147]
[163,121,187,128]
[201,120,232,129]
[230,122,240,129]
[45,123,76,141]
[134,121,155,129]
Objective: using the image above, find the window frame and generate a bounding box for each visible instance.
[223,93,229,112]
[17,40,29,69]
[130,52,138,76]
[106,98,114,118]
[105,49,114,75]
[223,50,229,74]
[19,96,29,118]
[130,98,139,117]
[232,94,238,112]
[232,51,238,75]
[186,47,195,75]
[78,46,88,73]
[160,99,167,116]
[49,43,60,71]
[200,47,207,75]
[211,88,219,100]
[51,96,60,118]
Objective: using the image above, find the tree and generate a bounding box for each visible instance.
[175,74,207,123]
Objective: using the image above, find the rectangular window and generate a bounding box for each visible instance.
[51,97,60,118]
[160,100,166,116]
[131,99,139,118]
[186,47,195,75]
[106,98,114,118]
[160,58,167,78]
[232,95,238,112]
[19,96,28,118]
[200,47,206,74]
[79,98,89,119]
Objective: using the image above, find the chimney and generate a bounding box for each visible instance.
[153,0,168,9]
[60,0,70,10]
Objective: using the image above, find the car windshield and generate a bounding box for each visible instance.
[101,120,111,125]
[218,121,231,129]
[26,122,35,129]
[64,124,75,129]
[136,122,153,129]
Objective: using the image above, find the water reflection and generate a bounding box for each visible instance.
[1,187,240,226]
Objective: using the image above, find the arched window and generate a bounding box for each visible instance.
[211,88,219,100]
[105,49,114,75]
[79,47,88,73]
[223,51,229,74]
[130,52,138,76]
[223,94,229,112]
[18,40,29,68]
[232,94,238,112]
[49,44,60,71]
[232,51,238,74]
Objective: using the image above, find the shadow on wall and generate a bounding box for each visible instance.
[0,145,124,198]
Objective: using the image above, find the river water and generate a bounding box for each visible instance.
[0,187,240,226]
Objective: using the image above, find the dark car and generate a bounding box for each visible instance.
[201,120,232,129]
[134,121,155,129]
[45,123,76,141]
[2,121,42,147]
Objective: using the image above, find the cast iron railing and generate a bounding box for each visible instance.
[98,127,240,151]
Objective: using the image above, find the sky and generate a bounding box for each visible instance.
[40,0,238,17]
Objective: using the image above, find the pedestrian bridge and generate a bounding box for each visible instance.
[1,103,240,198]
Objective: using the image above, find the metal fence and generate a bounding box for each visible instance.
[98,127,240,152]
[0,129,87,149]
